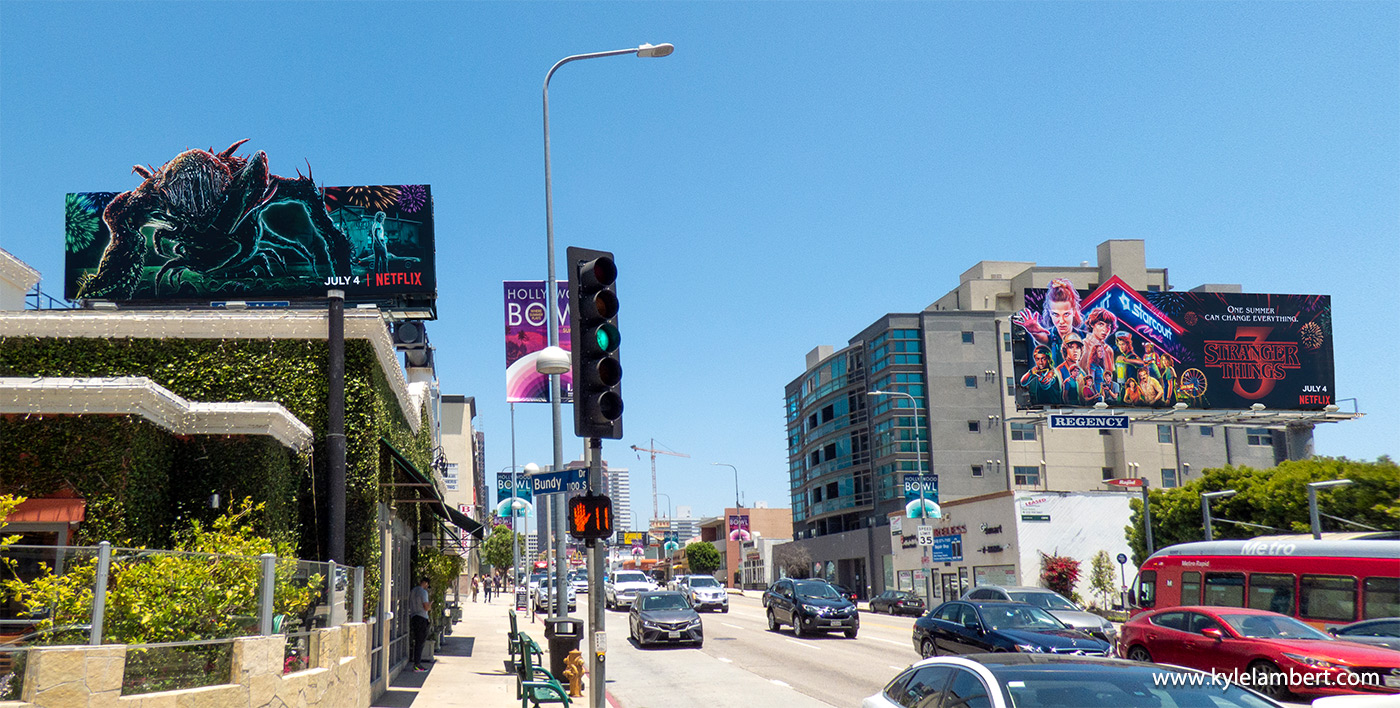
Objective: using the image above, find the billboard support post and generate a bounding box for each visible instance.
[328,289,346,563]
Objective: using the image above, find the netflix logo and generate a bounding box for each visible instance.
[374,272,422,287]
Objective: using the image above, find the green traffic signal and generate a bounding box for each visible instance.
[595,323,620,353]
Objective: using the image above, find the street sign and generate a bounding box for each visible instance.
[913,570,925,580]
[917,525,934,547]
[1105,478,1146,489]
[530,467,588,495]
[1117,553,1128,565]
[1048,414,1129,429]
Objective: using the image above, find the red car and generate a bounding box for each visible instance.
[1119,606,1400,700]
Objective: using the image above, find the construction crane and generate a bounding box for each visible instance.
[630,439,689,521]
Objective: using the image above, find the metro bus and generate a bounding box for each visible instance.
[1128,535,1400,629]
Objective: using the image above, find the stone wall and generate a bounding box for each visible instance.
[0,623,369,708]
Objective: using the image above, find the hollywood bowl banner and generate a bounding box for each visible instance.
[727,514,751,542]
[902,474,941,519]
[1012,277,1334,411]
[504,280,572,403]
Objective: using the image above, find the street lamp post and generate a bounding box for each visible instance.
[1201,489,1237,542]
[1308,479,1354,539]
[867,390,934,604]
[713,463,741,508]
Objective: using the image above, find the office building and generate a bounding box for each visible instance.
[603,466,633,534]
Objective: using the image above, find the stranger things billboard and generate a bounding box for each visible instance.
[64,140,435,303]
[1011,277,1334,411]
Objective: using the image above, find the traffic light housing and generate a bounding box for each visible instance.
[567,492,614,541]
[567,246,623,439]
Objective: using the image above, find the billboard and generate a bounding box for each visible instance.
[504,281,573,403]
[727,514,751,542]
[902,473,941,519]
[1012,277,1334,411]
[65,141,434,302]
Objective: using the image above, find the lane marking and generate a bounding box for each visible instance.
[717,657,733,663]
[784,639,820,650]
[771,679,791,688]
[870,637,908,647]
[722,623,745,630]
[889,665,903,671]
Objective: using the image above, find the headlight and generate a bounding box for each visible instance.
[642,621,660,629]
[1282,652,1347,670]
[1014,644,1045,653]
[688,619,702,628]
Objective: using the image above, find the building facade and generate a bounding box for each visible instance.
[603,466,633,534]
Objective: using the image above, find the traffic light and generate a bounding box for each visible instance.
[566,246,623,439]
[567,492,614,541]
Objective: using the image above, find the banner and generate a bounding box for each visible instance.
[902,473,941,519]
[496,472,533,506]
[504,280,572,403]
[1012,276,1335,411]
[727,514,751,542]
[64,142,434,303]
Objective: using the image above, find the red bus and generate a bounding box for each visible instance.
[1128,535,1400,629]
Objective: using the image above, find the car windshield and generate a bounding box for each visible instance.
[980,605,1066,631]
[795,581,841,600]
[994,669,1278,708]
[614,572,648,584]
[1219,613,1332,640]
[689,577,719,588]
[529,574,545,584]
[641,594,691,611]
[1008,591,1078,611]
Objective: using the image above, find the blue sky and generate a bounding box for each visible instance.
[2,2,1396,526]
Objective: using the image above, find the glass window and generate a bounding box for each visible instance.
[1157,425,1173,443]
[934,604,959,621]
[1135,570,1157,608]
[1204,573,1246,607]
[967,420,980,433]
[1102,467,1115,481]
[964,376,977,388]
[1013,466,1039,486]
[1300,575,1356,622]
[1005,376,1014,396]
[1180,572,1201,605]
[1150,611,1187,631]
[1010,422,1036,441]
[897,666,953,708]
[962,331,974,344]
[970,465,983,478]
[1247,574,1295,615]
[943,669,992,708]
[1161,468,1178,488]
[1246,428,1271,446]
[957,605,980,627]
[1187,612,1223,634]
[1200,426,1214,437]
[1003,332,1012,352]
[1363,577,1400,620]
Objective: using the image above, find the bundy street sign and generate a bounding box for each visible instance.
[1048,414,1129,429]
[529,467,588,495]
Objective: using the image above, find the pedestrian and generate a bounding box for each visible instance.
[410,576,432,672]
[484,574,494,603]
[471,574,480,603]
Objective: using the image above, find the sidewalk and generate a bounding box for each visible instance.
[372,591,598,708]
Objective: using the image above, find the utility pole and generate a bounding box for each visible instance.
[629,439,689,522]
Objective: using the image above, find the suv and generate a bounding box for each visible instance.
[764,578,859,638]
[682,575,729,612]
[604,570,656,610]
[960,585,1116,642]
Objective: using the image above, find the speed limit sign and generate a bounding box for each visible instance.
[917,525,934,547]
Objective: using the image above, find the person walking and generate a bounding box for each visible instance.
[410,577,432,672]
[483,573,494,603]
[471,574,480,603]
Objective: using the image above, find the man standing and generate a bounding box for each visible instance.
[411,577,432,672]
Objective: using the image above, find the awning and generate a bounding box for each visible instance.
[380,438,439,494]
[8,497,85,524]
[443,504,485,540]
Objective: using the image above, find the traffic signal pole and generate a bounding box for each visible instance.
[586,437,606,708]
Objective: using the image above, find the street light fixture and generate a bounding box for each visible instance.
[868,389,935,605]
[1307,479,1354,539]
[1201,489,1237,541]
[713,463,741,508]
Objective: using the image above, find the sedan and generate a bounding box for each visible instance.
[962,585,1118,643]
[870,590,926,617]
[1329,618,1400,652]
[1119,606,1400,700]
[913,601,1111,658]
[628,591,703,648]
[861,654,1288,708]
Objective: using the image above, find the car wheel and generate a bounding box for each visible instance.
[845,628,858,639]
[1126,645,1152,663]
[1248,661,1290,700]
[767,610,779,632]
[793,617,806,638]
[920,638,936,659]
[721,606,729,614]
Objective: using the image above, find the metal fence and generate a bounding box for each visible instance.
[0,542,363,697]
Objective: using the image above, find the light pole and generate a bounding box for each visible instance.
[1308,479,1353,539]
[713,463,741,509]
[867,389,934,604]
[657,492,673,520]
[1201,489,1237,542]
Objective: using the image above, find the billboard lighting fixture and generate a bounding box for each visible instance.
[1250,403,1266,411]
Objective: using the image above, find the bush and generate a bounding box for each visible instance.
[1039,553,1081,599]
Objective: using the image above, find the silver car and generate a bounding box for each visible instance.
[961,585,1117,642]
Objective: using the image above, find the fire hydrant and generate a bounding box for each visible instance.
[562,649,585,697]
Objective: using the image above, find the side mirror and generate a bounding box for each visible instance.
[1201,627,1224,640]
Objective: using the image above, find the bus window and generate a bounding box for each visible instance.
[1133,571,1157,609]
[1300,575,1357,622]
[1180,572,1201,605]
[1362,577,1400,620]
[1204,573,1245,607]
[1248,574,1296,615]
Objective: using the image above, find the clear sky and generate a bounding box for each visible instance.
[2,2,1396,527]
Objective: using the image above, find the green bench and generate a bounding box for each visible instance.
[508,610,543,667]
[514,631,569,708]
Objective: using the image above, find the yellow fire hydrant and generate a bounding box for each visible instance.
[562,649,585,697]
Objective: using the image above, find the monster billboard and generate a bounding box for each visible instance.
[64,140,435,304]
[1012,276,1335,411]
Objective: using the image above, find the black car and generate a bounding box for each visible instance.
[764,578,859,638]
[830,583,859,603]
[1328,617,1400,651]
[913,601,1110,658]
[628,591,703,648]
[870,590,926,617]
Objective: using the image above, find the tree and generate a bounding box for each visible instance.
[1125,457,1400,565]
[1039,552,1081,600]
[1089,550,1116,609]
[684,541,721,575]
[481,524,525,573]
[773,542,812,579]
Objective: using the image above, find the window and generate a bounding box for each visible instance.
[1005,376,1014,396]
[1180,572,1201,605]
[1003,332,1012,352]
[970,465,983,478]
[1157,425,1173,443]
[1363,577,1400,620]
[944,669,992,708]
[1161,468,1178,488]
[1301,575,1356,622]
[967,420,980,433]
[1099,428,1112,436]
[1135,570,1157,608]
[896,665,953,708]
[961,331,974,344]
[1102,467,1115,481]
[1200,426,1214,437]
[1010,422,1036,441]
[1249,574,1296,615]
[1246,428,1272,446]
[1150,611,1186,630]
[1204,573,1246,607]
[1148,284,1161,292]
[1013,466,1039,486]
[964,376,978,388]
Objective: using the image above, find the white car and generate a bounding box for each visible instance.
[569,572,589,594]
[604,570,656,610]
[683,575,729,613]
[533,582,577,613]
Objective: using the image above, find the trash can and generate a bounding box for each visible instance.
[542,617,583,679]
